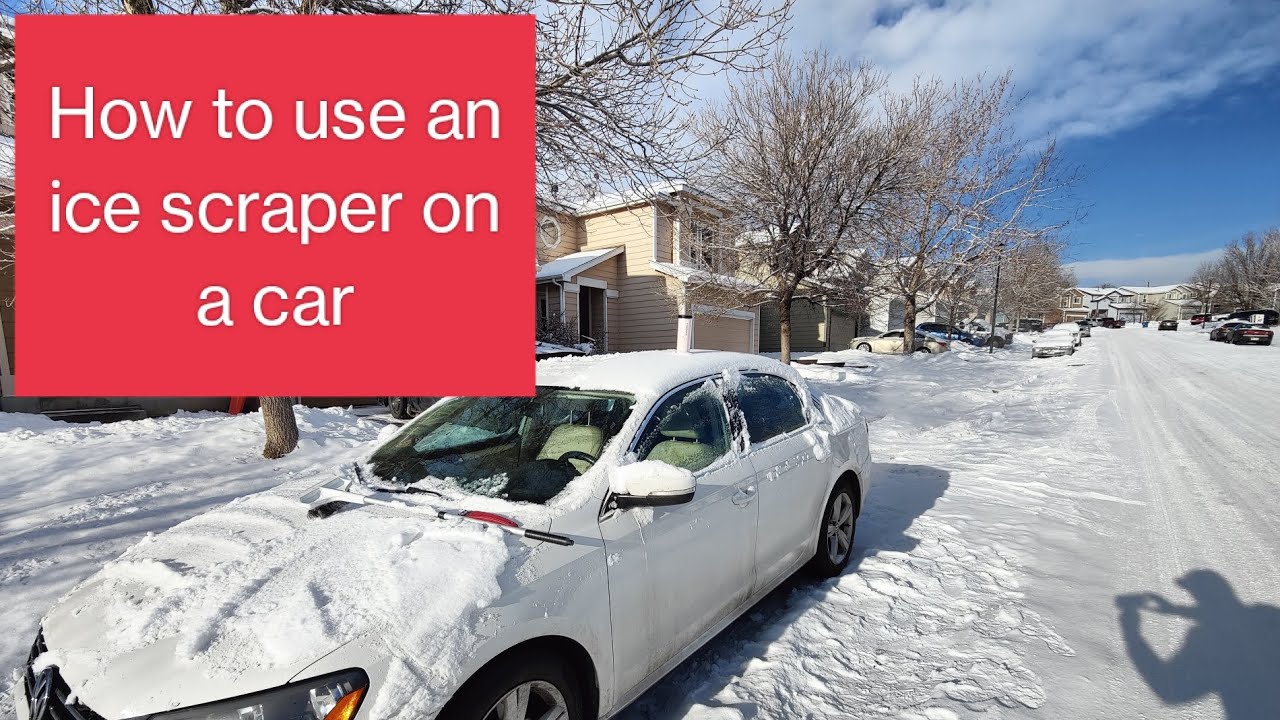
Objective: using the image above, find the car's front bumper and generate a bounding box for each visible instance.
[1032,347,1073,358]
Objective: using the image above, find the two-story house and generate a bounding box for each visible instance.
[1055,284,1206,324]
[534,183,760,355]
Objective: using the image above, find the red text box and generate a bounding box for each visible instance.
[17,15,534,397]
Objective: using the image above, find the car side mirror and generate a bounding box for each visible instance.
[609,460,696,508]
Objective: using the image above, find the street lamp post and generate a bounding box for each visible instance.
[989,242,1005,354]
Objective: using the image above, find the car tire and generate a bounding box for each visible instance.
[988,337,1005,349]
[807,478,858,579]
[437,648,587,720]
[387,396,413,420]
[915,347,932,354]
[856,342,872,352]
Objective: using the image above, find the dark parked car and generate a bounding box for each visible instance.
[1189,314,1211,325]
[1223,323,1273,346]
[916,322,985,346]
[1015,318,1044,332]
[1209,321,1254,342]
[1158,320,1178,331]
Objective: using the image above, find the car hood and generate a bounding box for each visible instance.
[36,477,513,719]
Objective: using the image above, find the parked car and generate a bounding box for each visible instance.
[17,351,873,720]
[1209,321,1255,342]
[851,330,950,354]
[1189,314,1211,325]
[1223,323,1274,346]
[1031,327,1077,358]
[1098,318,1128,329]
[960,320,1013,348]
[916,322,984,346]
[386,342,587,419]
[1015,318,1044,332]
[1225,309,1279,327]
[1075,320,1092,337]
[1158,320,1178,331]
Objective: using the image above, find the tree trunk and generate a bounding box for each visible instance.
[778,291,795,365]
[261,397,299,459]
[902,294,917,353]
[122,0,156,14]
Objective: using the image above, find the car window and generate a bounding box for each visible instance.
[884,330,904,338]
[634,380,731,473]
[737,374,807,444]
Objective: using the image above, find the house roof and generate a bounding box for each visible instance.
[649,261,757,291]
[1108,302,1144,309]
[1077,287,1135,297]
[535,246,624,282]
[571,181,726,217]
[1119,284,1186,295]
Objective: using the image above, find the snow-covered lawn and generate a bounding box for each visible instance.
[4,328,1277,719]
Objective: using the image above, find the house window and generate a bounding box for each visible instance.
[689,225,715,269]
[1073,296,1082,307]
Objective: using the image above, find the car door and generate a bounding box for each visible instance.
[733,373,829,589]
[875,330,905,353]
[598,377,758,693]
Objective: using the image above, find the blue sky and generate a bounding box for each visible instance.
[786,0,1280,287]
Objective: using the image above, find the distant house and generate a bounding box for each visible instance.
[1055,284,1206,323]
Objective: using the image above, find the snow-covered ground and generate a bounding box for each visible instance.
[3,328,1277,719]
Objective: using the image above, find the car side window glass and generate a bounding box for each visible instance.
[634,381,731,473]
[737,374,807,444]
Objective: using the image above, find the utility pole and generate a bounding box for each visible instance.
[989,242,1004,354]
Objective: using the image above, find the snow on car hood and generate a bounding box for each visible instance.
[35,477,512,719]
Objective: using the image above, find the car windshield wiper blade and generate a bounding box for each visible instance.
[351,462,444,497]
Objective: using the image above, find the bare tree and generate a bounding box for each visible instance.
[20,0,790,455]
[994,237,1074,327]
[869,74,1076,352]
[1187,259,1225,314]
[1216,228,1280,309]
[687,51,916,363]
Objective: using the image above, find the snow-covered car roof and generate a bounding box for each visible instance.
[534,350,804,399]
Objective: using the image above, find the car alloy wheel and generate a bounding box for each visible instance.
[826,492,855,565]
[856,342,872,352]
[485,681,569,720]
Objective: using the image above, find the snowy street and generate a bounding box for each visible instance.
[3,328,1278,719]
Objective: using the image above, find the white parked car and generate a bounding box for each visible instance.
[1031,327,1078,358]
[18,351,872,720]
[850,329,950,354]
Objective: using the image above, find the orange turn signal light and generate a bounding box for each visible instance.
[324,686,366,720]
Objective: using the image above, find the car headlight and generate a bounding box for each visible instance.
[145,669,369,720]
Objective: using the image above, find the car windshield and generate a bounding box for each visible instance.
[367,388,635,504]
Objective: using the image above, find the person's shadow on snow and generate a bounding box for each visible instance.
[1117,570,1280,720]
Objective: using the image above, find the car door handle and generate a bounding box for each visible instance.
[731,487,757,506]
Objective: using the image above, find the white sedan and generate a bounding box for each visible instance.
[851,329,950,354]
[18,351,872,720]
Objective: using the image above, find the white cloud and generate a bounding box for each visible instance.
[788,0,1280,141]
[1067,249,1223,287]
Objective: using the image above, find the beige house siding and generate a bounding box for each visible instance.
[535,209,585,264]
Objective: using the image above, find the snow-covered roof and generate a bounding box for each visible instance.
[1108,302,1144,309]
[535,350,804,400]
[572,181,725,216]
[650,261,757,291]
[535,246,623,282]
[1076,287,1135,297]
[1119,284,1187,295]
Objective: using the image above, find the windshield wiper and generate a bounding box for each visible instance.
[351,462,444,497]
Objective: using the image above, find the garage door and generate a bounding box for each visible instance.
[694,314,753,353]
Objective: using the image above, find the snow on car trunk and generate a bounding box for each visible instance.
[35,479,512,718]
